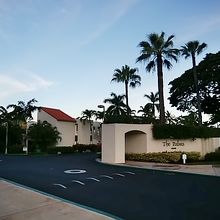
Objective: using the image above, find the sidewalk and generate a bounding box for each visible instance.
[0,180,114,220]
[125,160,220,176]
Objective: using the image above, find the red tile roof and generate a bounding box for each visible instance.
[41,107,76,122]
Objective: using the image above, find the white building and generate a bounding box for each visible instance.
[37,107,101,146]
[75,119,101,145]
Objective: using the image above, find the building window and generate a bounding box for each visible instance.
[75,124,78,133]
[75,135,78,144]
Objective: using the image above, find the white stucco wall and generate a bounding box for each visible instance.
[38,109,57,126]
[101,123,220,164]
[55,121,75,146]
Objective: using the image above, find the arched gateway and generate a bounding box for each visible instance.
[101,124,151,163]
[101,123,220,164]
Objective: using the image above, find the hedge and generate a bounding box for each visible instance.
[47,144,101,154]
[205,150,220,161]
[153,124,220,139]
[125,152,201,163]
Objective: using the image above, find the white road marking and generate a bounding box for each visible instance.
[164,173,175,176]
[72,180,85,185]
[86,177,100,182]
[64,169,86,174]
[53,184,67,189]
[100,175,114,179]
[113,173,125,177]
[124,171,135,175]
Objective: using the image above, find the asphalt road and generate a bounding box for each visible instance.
[0,153,220,220]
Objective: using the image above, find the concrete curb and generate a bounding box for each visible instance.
[96,158,220,178]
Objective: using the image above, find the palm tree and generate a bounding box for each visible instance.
[94,111,104,121]
[0,106,10,123]
[7,98,38,124]
[181,41,207,126]
[81,109,95,122]
[138,104,152,118]
[104,92,127,116]
[111,65,141,114]
[80,109,96,140]
[136,32,179,124]
[144,92,159,118]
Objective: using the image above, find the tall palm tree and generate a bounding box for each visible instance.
[111,65,141,114]
[136,32,179,124]
[80,109,96,139]
[181,40,207,126]
[144,92,159,118]
[7,98,38,124]
[104,92,127,116]
[0,106,10,123]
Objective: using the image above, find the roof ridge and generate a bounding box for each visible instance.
[40,107,76,122]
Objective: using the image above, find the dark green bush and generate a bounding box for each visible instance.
[47,144,101,154]
[125,152,201,163]
[153,124,220,139]
[204,152,220,161]
[7,145,24,154]
[104,115,157,124]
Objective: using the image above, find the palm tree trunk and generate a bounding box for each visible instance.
[152,101,155,118]
[192,55,202,126]
[125,81,129,115]
[157,56,165,124]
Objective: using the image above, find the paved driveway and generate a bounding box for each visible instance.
[0,153,220,220]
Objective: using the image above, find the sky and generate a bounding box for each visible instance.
[0,0,220,121]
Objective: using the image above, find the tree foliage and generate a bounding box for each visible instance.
[169,51,220,124]
[136,32,179,124]
[111,65,141,114]
[104,92,127,116]
[28,121,61,152]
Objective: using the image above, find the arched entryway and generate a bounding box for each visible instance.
[125,130,147,153]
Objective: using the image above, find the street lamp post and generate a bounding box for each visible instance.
[97,105,105,122]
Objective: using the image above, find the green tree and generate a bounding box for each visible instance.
[169,52,220,125]
[28,121,61,152]
[80,109,95,122]
[180,40,207,126]
[7,98,38,124]
[138,104,152,118]
[94,111,104,121]
[104,92,127,116]
[80,109,96,139]
[144,92,159,118]
[111,65,141,114]
[165,111,177,125]
[0,106,11,123]
[136,32,179,124]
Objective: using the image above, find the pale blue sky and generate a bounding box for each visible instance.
[0,0,220,120]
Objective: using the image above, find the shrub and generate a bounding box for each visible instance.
[7,145,24,154]
[125,151,201,163]
[204,152,220,161]
[153,124,220,139]
[47,144,101,154]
